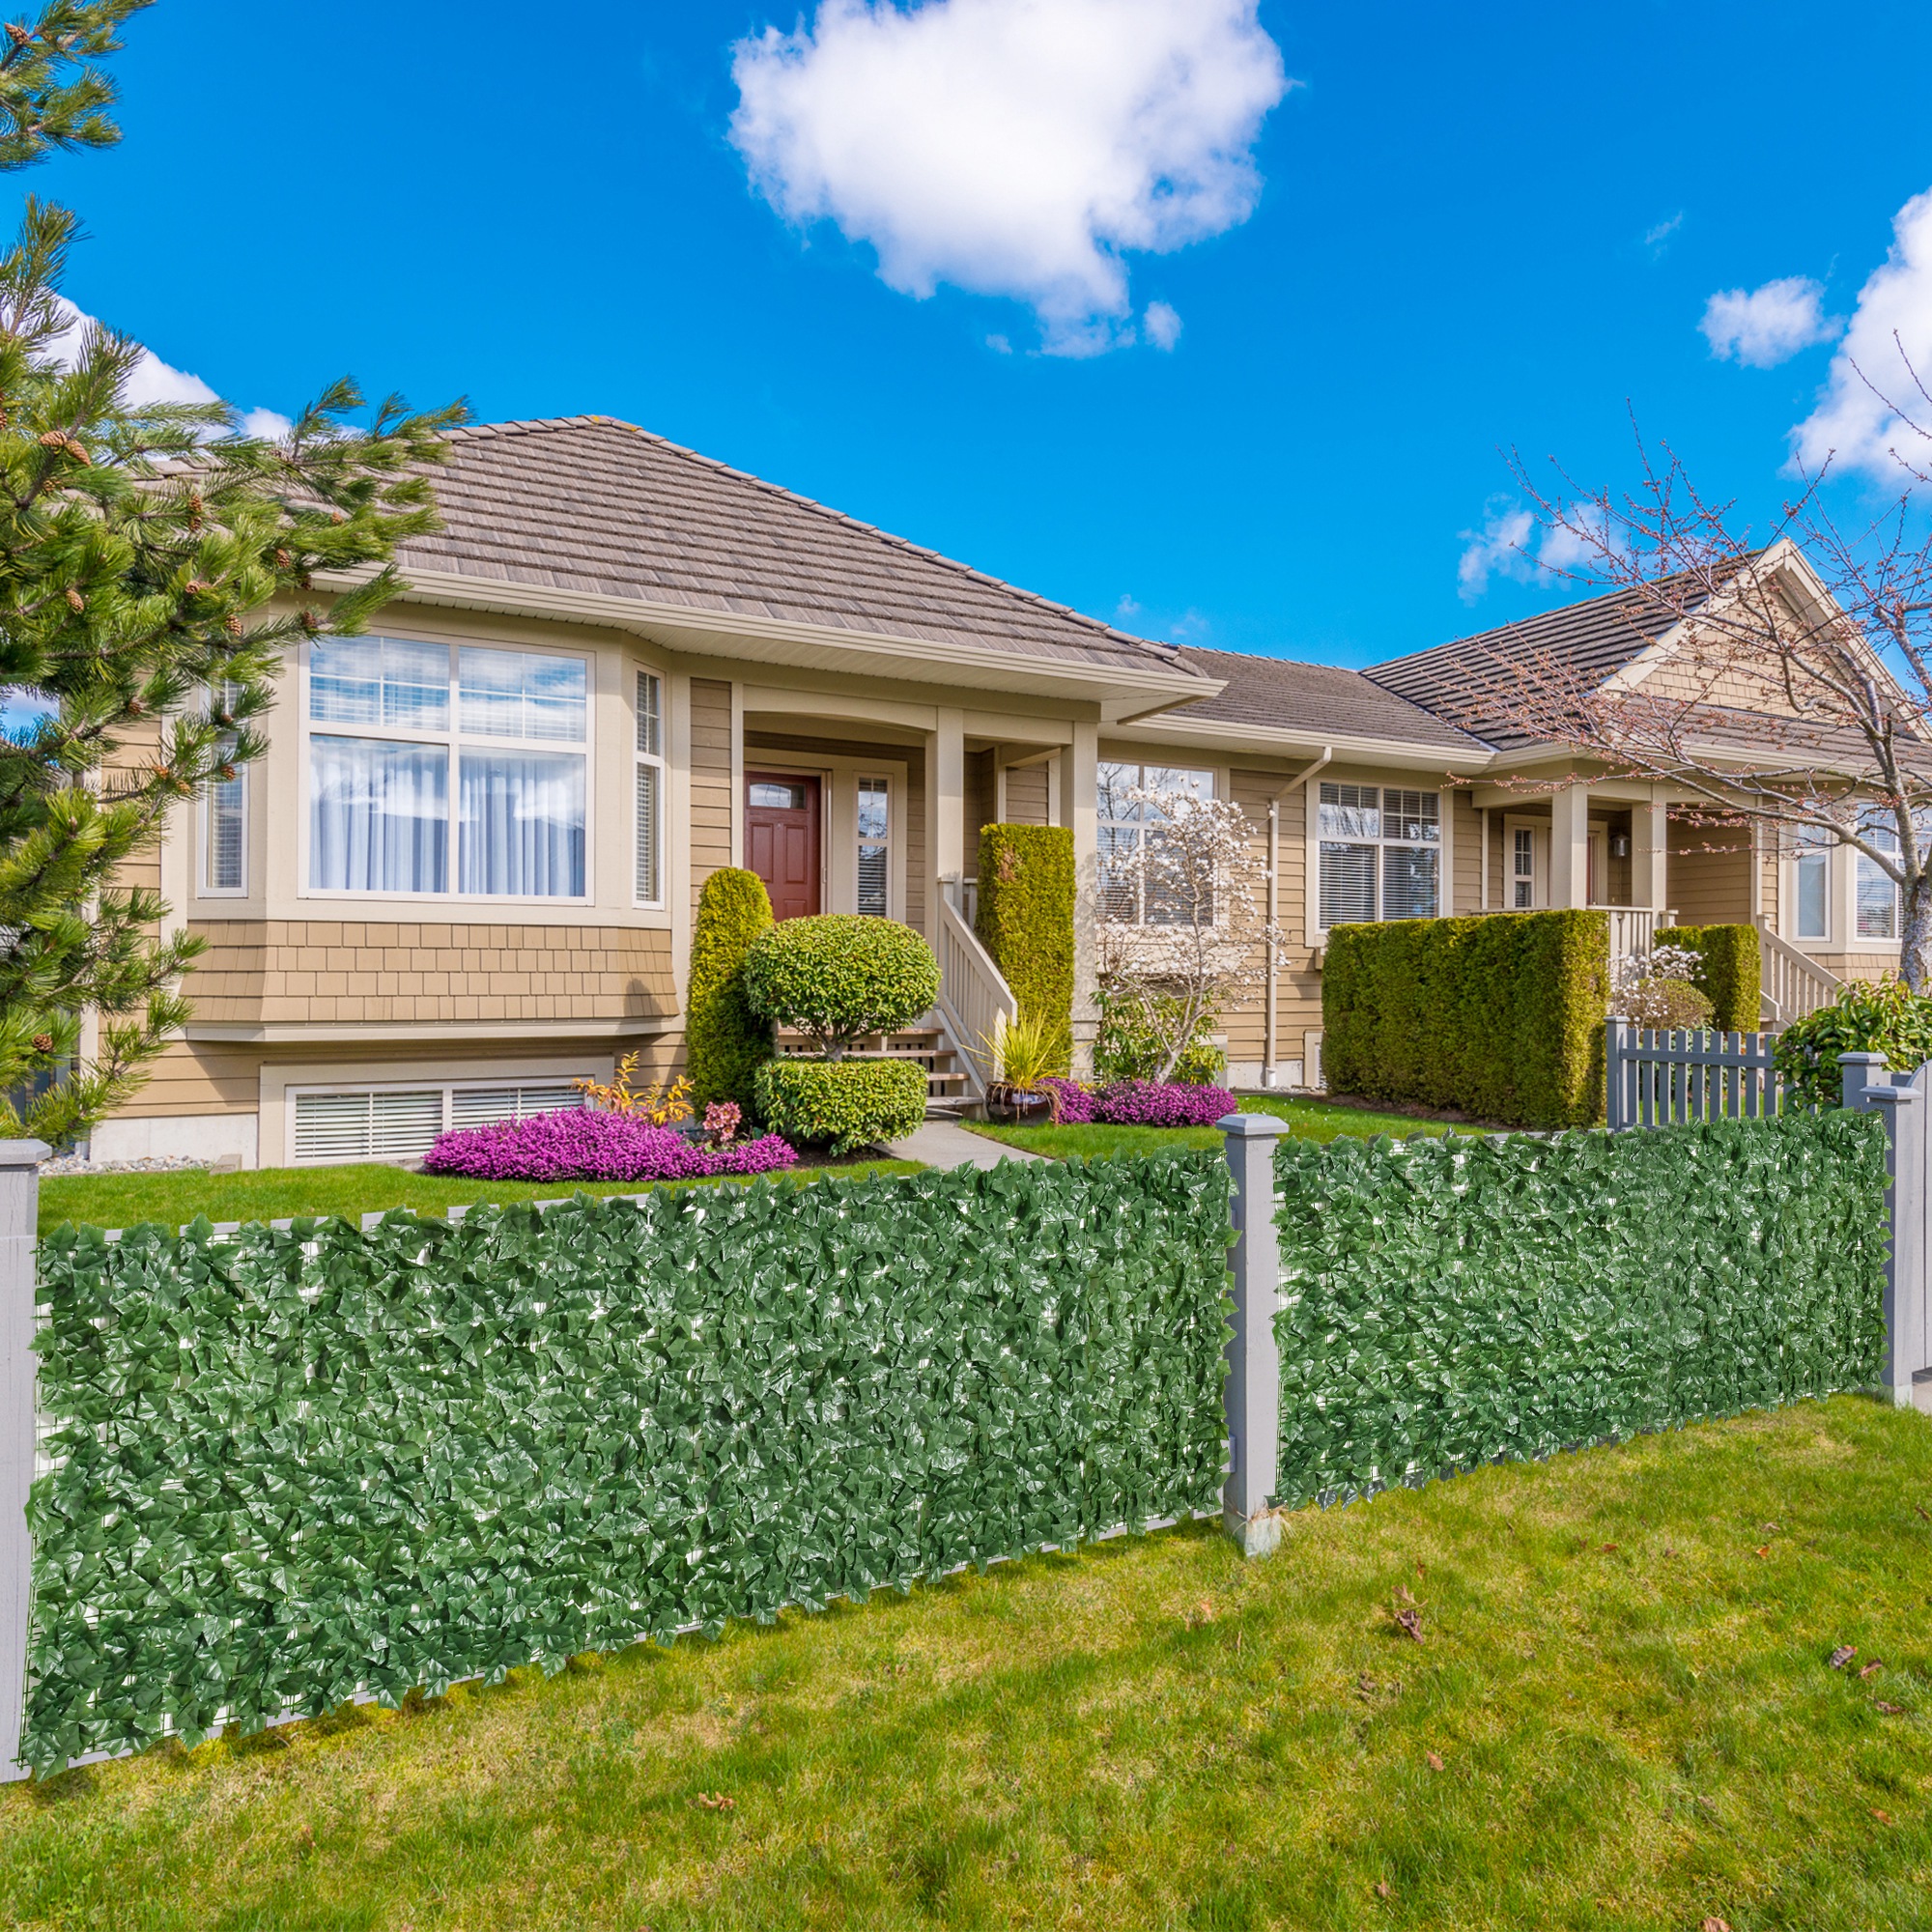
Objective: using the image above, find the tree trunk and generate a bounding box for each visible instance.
[1902,872,1932,994]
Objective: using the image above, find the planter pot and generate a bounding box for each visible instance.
[987,1086,1053,1126]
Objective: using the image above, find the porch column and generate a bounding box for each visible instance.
[1549,782,1591,908]
[929,706,966,942]
[1065,720,1099,1075]
[1633,789,1669,914]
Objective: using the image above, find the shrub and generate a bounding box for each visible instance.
[1659,923,1761,1032]
[1773,976,1932,1108]
[686,868,776,1113]
[745,915,941,1057]
[1321,909,1609,1128]
[422,1108,797,1182]
[754,1056,928,1153]
[1621,977,1715,1031]
[1093,983,1225,1085]
[976,824,1074,1069]
[1041,1078,1236,1127]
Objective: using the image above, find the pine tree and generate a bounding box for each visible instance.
[0,2,466,1145]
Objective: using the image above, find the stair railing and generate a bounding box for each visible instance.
[934,883,1018,1104]
[1753,915,1843,1027]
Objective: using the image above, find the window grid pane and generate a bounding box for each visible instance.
[459,751,586,898]
[1857,854,1898,939]
[636,671,662,757]
[458,646,586,743]
[635,761,662,904]
[309,735,448,894]
[1382,845,1438,920]
[1321,842,1377,927]
[857,779,889,917]
[311,637,449,731]
[207,771,245,891]
[1795,851,1829,940]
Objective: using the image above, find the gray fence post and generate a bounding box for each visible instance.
[0,1140,45,1782]
[1840,1056,1927,1409]
[1219,1112,1293,1558]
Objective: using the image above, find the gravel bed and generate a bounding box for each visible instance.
[38,1154,213,1178]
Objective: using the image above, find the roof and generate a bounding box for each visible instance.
[1365,573,1717,753]
[1170,646,1486,753]
[400,415,1208,680]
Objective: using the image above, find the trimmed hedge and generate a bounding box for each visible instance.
[1272,1111,1889,1509]
[1660,923,1760,1033]
[746,914,941,1055]
[28,1156,1234,1770]
[753,1055,928,1152]
[976,824,1074,1070]
[685,867,775,1114]
[1321,909,1610,1127]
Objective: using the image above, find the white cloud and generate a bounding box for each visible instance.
[1143,299,1181,351]
[1792,186,1932,479]
[1700,275,1840,368]
[729,0,1288,355]
[1456,499,1536,601]
[48,298,292,437]
[1643,212,1684,256]
[239,406,294,441]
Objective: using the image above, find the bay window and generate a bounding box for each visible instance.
[307,637,587,898]
[1097,761,1214,923]
[1319,782,1439,927]
[635,669,664,906]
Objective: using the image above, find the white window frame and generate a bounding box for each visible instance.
[298,633,594,905]
[1789,826,1832,944]
[285,1074,587,1166]
[1315,781,1444,932]
[1504,814,1547,912]
[856,774,892,919]
[1097,760,1217,926]
[200,759,248,897]
[634,667,666,909]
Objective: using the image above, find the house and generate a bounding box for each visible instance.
[92,418,1881,1166]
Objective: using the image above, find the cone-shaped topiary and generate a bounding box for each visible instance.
[744,914,941,1059]
[685,868,776,1113]
[976,824,1074,1073]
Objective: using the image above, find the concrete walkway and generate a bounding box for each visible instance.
[886,1120,1042,1171]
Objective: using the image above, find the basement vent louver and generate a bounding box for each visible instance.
[292,1082,584,1165]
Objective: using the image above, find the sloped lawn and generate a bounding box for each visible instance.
[969,1092,1466,1161]
[4,1398,1929,1931]
[36,1155,923,1239]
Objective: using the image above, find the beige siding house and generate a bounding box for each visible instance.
[91,419,1879,1165]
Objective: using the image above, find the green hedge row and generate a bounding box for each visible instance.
[977,824,1075,1071]
[1660,923,1761,1033]
[1321,910,1610,1127]
[26,1155,1233,1771]
[1270,1112,1889,1509]
[685,867,776,1114]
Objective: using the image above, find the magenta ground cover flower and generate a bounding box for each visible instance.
[422,1108,798,1183]
[1038,1078,1236,1128]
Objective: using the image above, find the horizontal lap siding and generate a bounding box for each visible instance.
[1003,761,1049,826]
[1669,822,1751,924]
[966,749,997,853]
[689,677,734,910]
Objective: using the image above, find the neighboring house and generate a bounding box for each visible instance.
[92,418,1871,1165]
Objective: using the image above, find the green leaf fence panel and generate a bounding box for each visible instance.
[1271,1113,1889,1509]
[26,1154,1232,1771]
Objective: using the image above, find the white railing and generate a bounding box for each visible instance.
[1603,906,1673,970]
[1753,916,1843,1028]
[934,890,1017,1102]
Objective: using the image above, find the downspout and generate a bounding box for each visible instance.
[1263,747,1334,1088]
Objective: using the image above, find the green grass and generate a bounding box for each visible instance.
[37,1156,924,1238]
[6,1398,1929,1930]
[968,1092,1466,1161]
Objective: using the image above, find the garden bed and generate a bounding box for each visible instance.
[968,1091,1467,1159]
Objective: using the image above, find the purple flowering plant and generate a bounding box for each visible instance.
[422,1107,797,1183]
[1038,1078,1236,1128]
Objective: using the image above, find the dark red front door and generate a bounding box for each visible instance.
[747,774,821,921]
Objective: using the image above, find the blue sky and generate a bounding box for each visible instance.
[31,0,1932,668]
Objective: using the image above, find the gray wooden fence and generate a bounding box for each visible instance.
[1605,1019,1782,1129]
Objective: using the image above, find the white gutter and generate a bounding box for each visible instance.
[1263,747,1333,1088]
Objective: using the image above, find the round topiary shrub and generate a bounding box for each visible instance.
[685,868,775,1114]
[753,1056,928,1154]
[744,915,941,1058]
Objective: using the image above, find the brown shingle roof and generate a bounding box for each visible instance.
[401,415,1206,678]
[1364,573,1721,753]
[1170,646,1485,753]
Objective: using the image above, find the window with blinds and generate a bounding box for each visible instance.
[635,669,665,906]
[1095,760,1215,923]
[1318,781,1440,928]
[292,1081,585,1165]
[857,777,889,916]
[203,766,246,894]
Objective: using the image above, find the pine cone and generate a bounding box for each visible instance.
[31,1034,52,1056]
[65,586,83,611]
[6,23,30,43]
[274,549,293,570]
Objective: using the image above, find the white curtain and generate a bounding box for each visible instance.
[460,752,584,897]
[309,735,447,893]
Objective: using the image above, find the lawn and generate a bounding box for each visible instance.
[968,1091,1467,1161]
[36,1156,923,1238]
[5,1397,1928,1931]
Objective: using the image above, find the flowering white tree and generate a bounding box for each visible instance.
[1096,784,1277,1083]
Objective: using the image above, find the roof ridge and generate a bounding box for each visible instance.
[442,414,1193,671]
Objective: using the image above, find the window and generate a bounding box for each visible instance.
[1792,826,1831,941]
[202,760,246,895]
[1097,761,1214,923]
[635,669,664,905]
[1858,821,1900,940]
[307,636,587,898]
[1318,782,1440,927]
[857,778,890,917]
[292,1079,583,1164]
[1512,826,1536,909]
